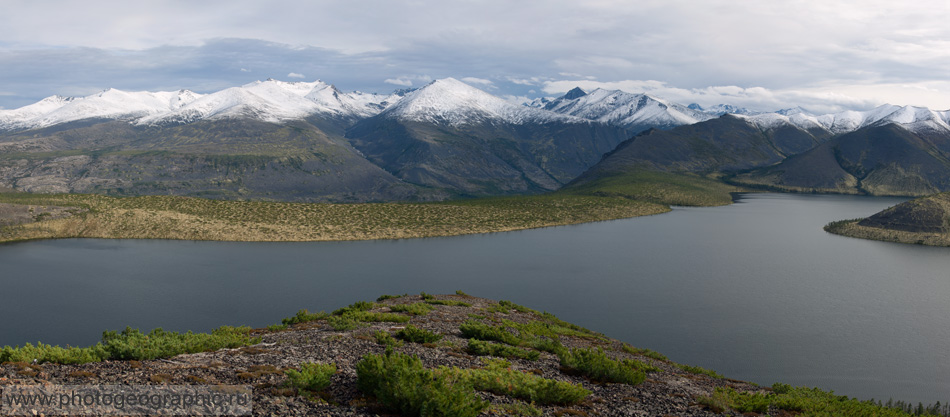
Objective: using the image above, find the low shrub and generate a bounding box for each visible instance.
[285,362,336,392]
[557,348,657,385]
[447,359,589,406]
[676,363,723,379]
[281,309,329,326]
[374,331,403,348]
[355,352,486,417]
[389,302,434,316]
[101,326,259,361]
[395,325,443,344]
[467,339,540,361]
[621,344,668,361]
[332,301,375,316]
[459,320,524,346]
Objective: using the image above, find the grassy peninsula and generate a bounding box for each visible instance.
[825,192,950,246]
[0,170,741,243]
[2,293,945,417]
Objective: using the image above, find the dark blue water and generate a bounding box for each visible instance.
[1,193,947,404]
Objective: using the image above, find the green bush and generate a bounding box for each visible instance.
[557,347,656,385]
[447,359,589,406]
[374,331,404,348]
[467,339,540,361]
[376,294,406,302]
[676,363,723,379]
[696,384,932,417]
[355,352,486,417]
[486,300,536,314]
[459,320,524,346]
[395,325,443,344]
[101,326,259,361]
[0,343,108,365]
[281,309,329,326]
[621,344,668,361]
[332,301,375,316]
[285,362,336,392]
[389,302,435,315]
[0,326,259,364]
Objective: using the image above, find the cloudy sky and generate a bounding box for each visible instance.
[1,0,949,113]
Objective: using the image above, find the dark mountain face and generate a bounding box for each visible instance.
[345,115,629,196]
[734,124,950,196]
[571,115,827,185]
[0,118,441,202]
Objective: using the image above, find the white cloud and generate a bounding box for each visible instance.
[461,77,493,86]
[240,68,251,72]
[2,1,950,110]
[384,78,413,87]
[287,72,305,79]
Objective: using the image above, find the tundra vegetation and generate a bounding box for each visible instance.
[0,170,741,243]
[0,294,946,416]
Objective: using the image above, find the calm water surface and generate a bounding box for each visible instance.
[2,193,948,404]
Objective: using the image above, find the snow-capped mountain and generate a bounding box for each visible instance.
[0,89,202,131]
[688,103,758,116]
[381,78,583,126]
[736,104,950,135]
[541,87,715,133]
[139,79,401,125]
[0,79,402,131]
[3,77,950,138]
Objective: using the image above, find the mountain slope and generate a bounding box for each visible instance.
[733,123,950,196]
[346,79,629,195]
[0,119,439,202]
[570,114,829,188]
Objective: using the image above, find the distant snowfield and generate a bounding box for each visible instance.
[2,77,949,136]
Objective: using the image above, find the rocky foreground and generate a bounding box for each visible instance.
[0,294,771,416]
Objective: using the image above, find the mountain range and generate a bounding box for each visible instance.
[2,77,949,201]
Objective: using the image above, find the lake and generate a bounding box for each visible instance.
[1,193,947,405]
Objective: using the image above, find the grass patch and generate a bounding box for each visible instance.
[356,351,588,416]
[355,352,486,417]
[466,339,540,361]
[487,300,537,314]
[557,347,658,385]
[0,326,259,364]
[697,384,942,417]
[395,325,443,344]
[561,169,739,207]
[449,359,590,406]
[374,331,404,349]
[459,319,524,346]
[332,301,375,316]
[676,363,723,379]
[621,344,668,361]
[285,362,336,392]
[0,191,667,244]
[389,302,435,316]
[376,294,406,302]
[281,309,329,326]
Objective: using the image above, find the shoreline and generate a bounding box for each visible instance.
[3,293,938,417]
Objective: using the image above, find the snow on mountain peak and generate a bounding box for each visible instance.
[383,78,575,126]
[542,87,714,132]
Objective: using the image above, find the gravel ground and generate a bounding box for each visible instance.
[0,295,769,416]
